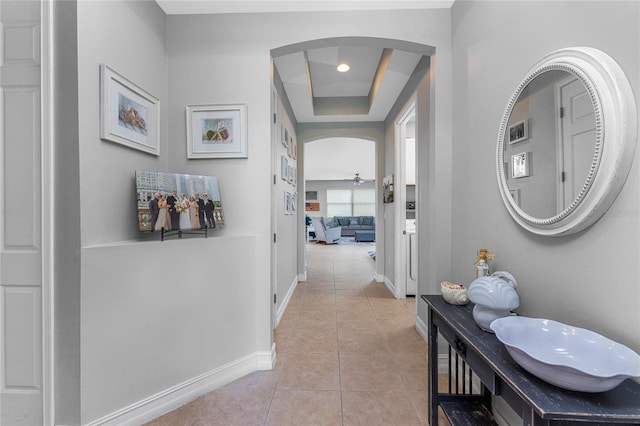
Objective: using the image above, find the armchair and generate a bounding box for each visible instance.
[311,217,341,244]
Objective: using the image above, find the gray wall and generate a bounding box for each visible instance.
[383,51,452,318]
[77,0,169,246]
[275,94,299,319]
[75,1,261,423]
[52,1,81,423]
[451,1,640,352]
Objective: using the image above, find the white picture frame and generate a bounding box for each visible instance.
[281,155,288,181]
[186,103,248,159]
[509,119,528,144]
[282,125,289,148]
[100,64,160,156]
[511,152,530,178]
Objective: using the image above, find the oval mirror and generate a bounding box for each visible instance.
[496,47,637,236]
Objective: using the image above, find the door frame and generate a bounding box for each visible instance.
[41,1,54,422]
[393,98,416,299]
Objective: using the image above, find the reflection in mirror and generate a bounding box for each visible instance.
[504,70,596,219]
[496,47,637,237]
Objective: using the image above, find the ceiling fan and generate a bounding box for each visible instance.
[351,173,366,185]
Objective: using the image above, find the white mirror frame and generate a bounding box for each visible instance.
[496,47,637,236]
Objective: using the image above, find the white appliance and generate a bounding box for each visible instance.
[406,220,417,296]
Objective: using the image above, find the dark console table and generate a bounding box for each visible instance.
[422,295,640,425]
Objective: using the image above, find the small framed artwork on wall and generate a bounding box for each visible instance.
[508,119,528,144]
[305,201,320,211]
[186,103,248,159]
[282,125,289,148]
[281,155,288,181]
[383,174,394,203]
[511,152,531,178]
[287,165,294,184]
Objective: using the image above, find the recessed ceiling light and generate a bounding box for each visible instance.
[337,63,350,73]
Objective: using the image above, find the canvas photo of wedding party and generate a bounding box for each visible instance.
[135,170,225,233]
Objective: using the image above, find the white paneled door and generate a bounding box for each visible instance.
[0,1,45,424]
[558,76,597,210]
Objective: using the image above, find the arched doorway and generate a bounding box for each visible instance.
[270,36,436,338]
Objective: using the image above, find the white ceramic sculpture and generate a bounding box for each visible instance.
[467,271,519,332]
[440,282,469,305]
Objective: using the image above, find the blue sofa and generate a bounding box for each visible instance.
[329,216,375,237]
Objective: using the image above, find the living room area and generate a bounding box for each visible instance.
[304,137,377,245]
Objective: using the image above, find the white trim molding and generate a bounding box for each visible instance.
[86,348,275,426]
[41,0,54,423]
[383,276,396,297]
[275,275,298,328]
[415,314,428,341]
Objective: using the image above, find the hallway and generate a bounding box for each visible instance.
[146,240,431,425]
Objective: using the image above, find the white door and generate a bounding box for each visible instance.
[394,103,416,299]
[558,77,596,209]
[0,1,45,423]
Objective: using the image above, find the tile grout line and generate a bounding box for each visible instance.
[332,246,346,425]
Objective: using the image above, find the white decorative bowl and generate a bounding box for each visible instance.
[440,282,468,305]
[491,316,640,392]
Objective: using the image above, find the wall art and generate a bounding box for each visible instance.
[508,119,528,144]
[383,174,394,203]
[100,64,160,155]
[281,155,288,181]
[282,125,289,148]
[186,103,247,159]
[135,170,224,235]
[511,152,531,178]
[305,201,320,211]
[287,164,294,184]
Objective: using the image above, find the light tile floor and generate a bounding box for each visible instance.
[146,240,449,425]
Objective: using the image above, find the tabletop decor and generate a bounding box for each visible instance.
[468,271,519,331]
[491,316,640,392]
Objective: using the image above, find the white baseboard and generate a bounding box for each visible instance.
[415,314,428,341]
[416,315,450,370]
[298,271,307,282]
[257,343,276,370]
[275,276,298,328]
[375,273,384,283]
[86,348,275,426]
[383,276,395,295]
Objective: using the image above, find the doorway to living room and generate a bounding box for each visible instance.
[304,136,377,247]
